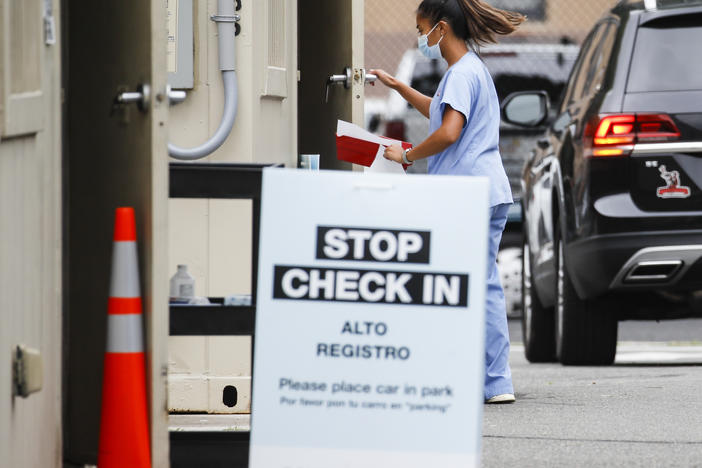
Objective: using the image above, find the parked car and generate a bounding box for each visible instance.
[502,0,702,365]
[368,43,580,227]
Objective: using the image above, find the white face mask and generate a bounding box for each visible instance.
[418,22,444,59]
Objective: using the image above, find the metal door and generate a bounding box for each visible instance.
[64,0,169,466]
[298,0,368,170]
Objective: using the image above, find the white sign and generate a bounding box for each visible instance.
[250,169,489,468]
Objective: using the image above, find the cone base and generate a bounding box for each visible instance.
[99,353,151,468]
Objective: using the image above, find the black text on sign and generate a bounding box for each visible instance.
[316,227,431,264]
[273,266,469,307]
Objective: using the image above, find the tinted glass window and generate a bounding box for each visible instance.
[559,24,601,112]
[581,22,617,99]
[657,0,702,9]
[627,16,702,93]
[487,47,579,106]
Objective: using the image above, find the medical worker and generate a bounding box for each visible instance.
[371,0,524,404]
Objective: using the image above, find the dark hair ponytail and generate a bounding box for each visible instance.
[417,0,525,48]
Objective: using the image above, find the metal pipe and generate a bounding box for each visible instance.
[168,0,239,160]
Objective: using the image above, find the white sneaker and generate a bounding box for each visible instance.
[485,393,516,404]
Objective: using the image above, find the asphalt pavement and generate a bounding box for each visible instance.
[483,319,702,467]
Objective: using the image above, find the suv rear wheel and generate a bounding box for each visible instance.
[521,238,557,362]
[555,230,618,365]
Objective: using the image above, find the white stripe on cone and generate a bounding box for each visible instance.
[110,241,141,298]
[106,314,145,353]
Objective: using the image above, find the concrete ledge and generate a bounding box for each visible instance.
[169,414,251,432]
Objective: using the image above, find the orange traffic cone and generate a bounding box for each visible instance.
[98,207,151,468]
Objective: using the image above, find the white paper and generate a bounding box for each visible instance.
[337,120,407,174]
[365,146,406,174]
[337,120,403,147]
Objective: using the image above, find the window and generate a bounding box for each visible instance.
[581,21,618,99]
[559,24,602,113]
[627,15,702,93]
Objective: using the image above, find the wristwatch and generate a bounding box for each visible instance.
[402,148,413,165]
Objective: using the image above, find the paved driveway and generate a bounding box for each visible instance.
[484,320,702,467]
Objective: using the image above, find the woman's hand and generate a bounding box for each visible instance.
[383,145,404,164]
[369,69,398,90]
[371,69,432,118]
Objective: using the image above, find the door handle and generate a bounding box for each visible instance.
[117,85,187,110]
[114,83,150,113]
[355,68,378,85]
[328,67,353,89]
[166,84,187,106]
[325,68,377,103]
[325,67,352,103]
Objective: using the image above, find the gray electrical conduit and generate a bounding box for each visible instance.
[168,0,238,160]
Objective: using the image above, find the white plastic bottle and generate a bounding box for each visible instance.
[170,264,195,301]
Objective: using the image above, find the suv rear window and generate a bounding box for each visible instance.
[627,15,702,93]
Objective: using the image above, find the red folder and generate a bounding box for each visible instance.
[336,135,413,169]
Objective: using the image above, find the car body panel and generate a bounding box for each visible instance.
[522,3,702,312]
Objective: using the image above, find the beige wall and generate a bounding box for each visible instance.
[518,0,620,40]
[365,0,618,97]
[168,0,298,298]
[167,0,299,415]
[366,0,618,36]
[0,0,63,466]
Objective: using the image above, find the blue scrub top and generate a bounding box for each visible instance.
[428,51,513,207]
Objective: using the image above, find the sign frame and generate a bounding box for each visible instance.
[250,169,490,468]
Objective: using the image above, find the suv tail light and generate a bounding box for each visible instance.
[584,113,680,157]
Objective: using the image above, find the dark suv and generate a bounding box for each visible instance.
[501,0,702,365]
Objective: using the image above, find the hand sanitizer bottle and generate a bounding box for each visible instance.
[170,265,195,301]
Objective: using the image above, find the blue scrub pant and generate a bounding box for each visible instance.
[484,203,514,400]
